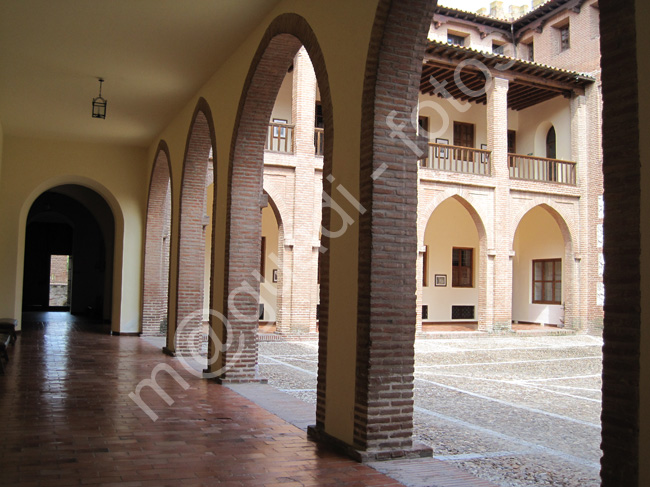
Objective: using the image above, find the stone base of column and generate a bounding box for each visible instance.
[212,373,268,384]
[307,425,433,463]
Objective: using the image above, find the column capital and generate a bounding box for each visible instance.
[489,76,510,94]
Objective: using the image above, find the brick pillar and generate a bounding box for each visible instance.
[309,0,435,461]
[571,93,588,331]
[487,77,512,332]
[288,47,319,334]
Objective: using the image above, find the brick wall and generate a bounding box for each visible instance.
[521,0,601,76]
[599,0,640,484]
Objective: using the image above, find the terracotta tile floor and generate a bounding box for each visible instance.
[1,313,405,487]
[1,312,496,487]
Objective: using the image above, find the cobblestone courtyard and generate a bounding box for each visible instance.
[257,334,603,487]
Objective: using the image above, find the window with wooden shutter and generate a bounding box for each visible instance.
[452,247,473,288]
[532,259,562,304]
[453,122,475,162]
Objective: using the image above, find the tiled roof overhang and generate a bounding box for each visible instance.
[421,41,595,111]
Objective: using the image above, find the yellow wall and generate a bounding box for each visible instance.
[0,136,147,331]
[261,204,279,321]
[0,121,3,181]
[147,0,380,446]
[422,197,480,321]
[637,0,650,483]
[512,206,565,325]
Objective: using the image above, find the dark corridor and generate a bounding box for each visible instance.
[22,185,115,321]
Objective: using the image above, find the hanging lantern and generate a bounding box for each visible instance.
[92,78,107,119]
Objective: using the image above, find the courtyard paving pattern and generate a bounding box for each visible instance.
[257,334,603,487]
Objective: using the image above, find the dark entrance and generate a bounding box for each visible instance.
[22,185,115,321]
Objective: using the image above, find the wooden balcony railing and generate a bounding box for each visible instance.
[508,154,577,185]
[420,142,491,176]
[266,122,294,153]
[314,127,324,156]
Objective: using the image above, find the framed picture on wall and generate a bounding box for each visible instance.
[272,269,278,283]
[435,274,447,287]
[435,138,449,158]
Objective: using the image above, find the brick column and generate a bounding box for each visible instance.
[287,47,319,334]
[563,94,598,330]
[487,77,512,332]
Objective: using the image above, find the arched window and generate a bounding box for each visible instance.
[546,126,557,159]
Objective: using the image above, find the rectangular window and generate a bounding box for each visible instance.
[453,122,475,162]
[532,259,562,304]
[260,236,266,281]
[453,121,475,148]
[508,130,517,154]
[451,305,475,320]
[492,42,504,55]
[519,39,535,63]
[315,102,323,128]
[452,248,473,287]
[418,115,429,136]
[422,245,429,287]
[560,24,570,51]
[447,33,465,46]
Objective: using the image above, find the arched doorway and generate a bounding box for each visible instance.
[512,205,572,328]
[422,197,482,331]
[22,185,115,322]
[259,193,281,332]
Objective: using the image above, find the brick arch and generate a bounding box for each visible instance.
[262,184,287,229]
[218,14,333,381]
[512,203,576,327]
[142,141,173,336]
[174,98,216,356]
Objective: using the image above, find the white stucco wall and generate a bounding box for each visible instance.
[512,206,565,325]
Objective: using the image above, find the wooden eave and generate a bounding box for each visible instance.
[422,41,594,111]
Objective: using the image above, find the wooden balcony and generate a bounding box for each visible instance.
[266,122,294,153]
[509,154,576,185]
[314,127,324,156]
[420,142,491,176]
